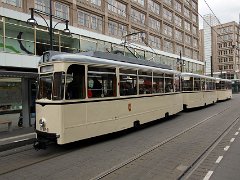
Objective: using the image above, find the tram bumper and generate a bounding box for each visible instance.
[34,130,59,150]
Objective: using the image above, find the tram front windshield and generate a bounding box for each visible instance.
[37,72,64,100]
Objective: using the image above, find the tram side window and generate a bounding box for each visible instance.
[165,74,174,93]
[182,77,193,91]
[52,72,65,100]
[119,69,137,96]
[201,78,206,90]
[66,65,85,100]
[139,71,152,94]
[153,72,164,93]
[216,81,222,90]
[206,79,215,90]
[38,75,53,100]
[88,66,116,98]
[174,75,180,92]
[194,78,201,91]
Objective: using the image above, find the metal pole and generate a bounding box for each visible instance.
[211,56,213,77]
[180,50,182,72]
[49,0,53,50]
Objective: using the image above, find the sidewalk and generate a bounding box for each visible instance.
[0,113,36,152]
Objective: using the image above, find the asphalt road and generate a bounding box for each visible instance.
[0,94,240,180]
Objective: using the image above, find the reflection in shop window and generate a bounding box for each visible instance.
[0,21,3,52]
[5,22,34,54]
[60,34,80,53]
[80,38,97,52]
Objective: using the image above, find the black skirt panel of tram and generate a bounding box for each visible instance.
[35,130,57,143]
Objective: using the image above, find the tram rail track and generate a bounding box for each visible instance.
[90,106,233,180]
[0,105,235,178]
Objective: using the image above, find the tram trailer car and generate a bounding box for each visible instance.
[216,78,232,101]
[181,73,218,109]
[34,51,183,149]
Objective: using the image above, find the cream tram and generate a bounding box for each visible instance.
[216,78,232,101]
[181,73,217,109]
[34,51,183,149]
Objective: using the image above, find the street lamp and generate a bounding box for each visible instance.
[27,0,71,50]
[177,51,185,72]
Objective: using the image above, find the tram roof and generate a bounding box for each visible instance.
[181,72,216,80]
[41,51,179,74]
[215,78,232,82]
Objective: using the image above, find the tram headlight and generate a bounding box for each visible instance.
[39,118,46,128]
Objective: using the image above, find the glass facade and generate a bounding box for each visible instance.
[0,16,203,73]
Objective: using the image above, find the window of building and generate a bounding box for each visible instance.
[35,0,50,13]
[193,50,198,60]
[149,17,160,31]
[183,0,190,6]
[163,8,173,22]
[108,20,127,37]
[193,38,198,48]
[2,0,22,7]
[174,15,182,28]
[185,48,192,58]
[175,44,183,55]
[132,0,144,6]
[87,0,101,6]
[185,34,191,45]
[192,13,197,23]
[174,1,182,13]
[55,2,69,20]
[148,34,161,49]
[163,24,173,37]
[78,10,103,32]
[163,0,172,6]
[175,29,183,42]
[184,7,190,19]
[130,8,145,25]
[148,0,160,15]
[184,21,191,32]
[108,0,126,17]
[192,25,197,35]
[192,1,197,10]
[163,40,173,53]
[130,29,146,43]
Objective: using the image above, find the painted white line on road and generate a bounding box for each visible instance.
[235,132,239,136]
[13,138,30,143]
[215,156,223,164]
[203,171,214,180]
[224,146,230,151]
[230,138,235,142]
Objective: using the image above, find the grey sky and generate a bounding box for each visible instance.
[198,0,240,28]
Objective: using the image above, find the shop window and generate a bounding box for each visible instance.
[60,34,80,53]
[80,37,97,52]
[5,21,34,54]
